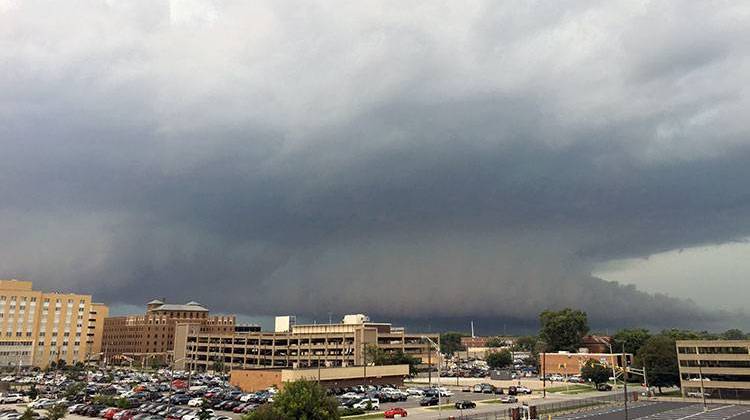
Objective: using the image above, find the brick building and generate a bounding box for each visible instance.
[102,299,235,365]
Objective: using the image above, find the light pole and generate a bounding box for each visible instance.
[607,343,618,391]
[422,336,442,418]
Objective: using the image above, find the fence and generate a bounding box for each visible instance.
[439,392,634,420]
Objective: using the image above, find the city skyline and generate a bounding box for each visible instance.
[2,2,750,331]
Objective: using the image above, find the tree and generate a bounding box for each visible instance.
[613,328,651,356]
[439,332,468,356]
[486,337,504,348]
[241,404,281,420]
[580,360,609,386]
[721,329,746,340]
[28,384,38,400]
[538,309,589,352]
[197,401,213,420]
[637,335,680,393]
[511,336,537,352]
[48,405,68,420]
[242,380,339,420]
[211,359,225,373]
[20,408,36,420]
[486,349,513,369]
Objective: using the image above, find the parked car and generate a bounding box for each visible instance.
[419,396,439,406]
[187,398,204,408]
[0,394,24,404]
[352,398,379,411]
[501,395,518,403]
[454,400,476,409]
[596,383,613,391]
[384,407,408,418]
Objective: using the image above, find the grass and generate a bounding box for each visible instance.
[341,412,386,419]
[425,403,458,410]
[545,384,593,393]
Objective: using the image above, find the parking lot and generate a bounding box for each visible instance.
[551,402,750,420]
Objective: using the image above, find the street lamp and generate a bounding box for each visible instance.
[422,336,442,418]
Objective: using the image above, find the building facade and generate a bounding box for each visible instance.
[539,351,632,376]
[229,365,410,392]
[677,340,750,399]
[173,315,439,372]
[102,299,235,365]
[0,279,108,368]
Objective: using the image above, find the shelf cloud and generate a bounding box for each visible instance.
[1,1,749,331]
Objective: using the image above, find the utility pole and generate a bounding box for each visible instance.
[622,343,628,420]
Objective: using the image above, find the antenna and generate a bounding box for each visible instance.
[471,321,475,338]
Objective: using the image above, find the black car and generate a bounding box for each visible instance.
[419,396,439,406]
[597,383,613,391]
[454,400,476,409]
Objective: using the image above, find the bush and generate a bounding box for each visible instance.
[338,407,365,417]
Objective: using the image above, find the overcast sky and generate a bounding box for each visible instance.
[2,1,750,332]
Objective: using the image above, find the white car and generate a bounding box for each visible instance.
[515,386,532,394]
[67,404,85,413]
[187,398,204,408]
[0,377,15,382]
[340,392,360,399]
[352,398,380,410]
[28,399,54,409]
[0,394,24,404]
[406,388,425,397]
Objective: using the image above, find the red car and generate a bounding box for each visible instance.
[384,407,408,418]
[102,408,121,420]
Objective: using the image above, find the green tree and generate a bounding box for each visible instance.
[637,334,679,393]
[538,309,589,352]
[486,337,504,348]
[511,336,537,352]
[486,349,513,369]
[613,328,651,356]
[242,380,339,420]
[721,329,746,340]
[580,360,610,386]
[197,401,213,420]
[48,405,68,420]
[20,408,36,420]
[28,384,38,400]
[241,404,281,420]
[64,382,85,399]
[439,332,468,356]
[211,359,225,373]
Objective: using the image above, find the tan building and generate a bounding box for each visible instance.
[102,299,235,365]
[229,364,410,392]
[0,279,108,368]
[539,351,632,376]
[677,340,750,399]
[173,315,438,372]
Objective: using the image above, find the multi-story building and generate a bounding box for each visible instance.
[102,299,235,365]
[0,279,108,368]
[677,340,750,399]
[173,314,439,372]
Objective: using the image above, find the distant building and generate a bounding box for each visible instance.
[580,335,614,354]
[677,340,750,399]
[230,364,410,392]
[459,336,516,359]
[539,351,632,376]
[173,314,439,372]
[0,279,108,368]
[102,299,235,365]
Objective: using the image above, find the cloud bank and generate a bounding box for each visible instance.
[1,1,750,331]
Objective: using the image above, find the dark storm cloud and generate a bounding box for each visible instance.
[1,1,749,331]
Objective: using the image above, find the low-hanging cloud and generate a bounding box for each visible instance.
[1,1,750,331]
